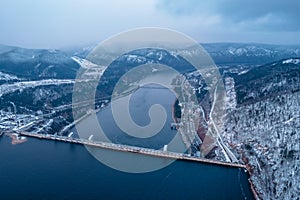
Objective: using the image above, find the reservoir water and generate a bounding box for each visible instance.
[0,85,255,199]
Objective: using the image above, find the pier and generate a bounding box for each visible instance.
[20,132,246,169]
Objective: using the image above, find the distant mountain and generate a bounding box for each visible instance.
[1,43,300,81]
[62,44,96,58]
[233,58,300,104]
[66,42,300,65]
[202,43,300,65]
[0,44,15,54]
[0,45,79,80]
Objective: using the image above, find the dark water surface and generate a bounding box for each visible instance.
[0,136,254,200]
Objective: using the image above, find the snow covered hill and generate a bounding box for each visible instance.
[0,46,80,80]
[202,43,300,65]
[224,58,300,199]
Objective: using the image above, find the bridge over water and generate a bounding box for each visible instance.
[20,132,246,169]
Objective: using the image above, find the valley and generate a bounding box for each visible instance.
[0,43,299,199]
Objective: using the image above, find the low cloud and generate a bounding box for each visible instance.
[157,0,300,31]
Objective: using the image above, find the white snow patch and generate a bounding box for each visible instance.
[152,68,158,72]
[282,58,300,65]
[0,79,75,97]
[126,55,146,63]
[225,77,237,110]
[0,72,20,81]
[72,56,98,69]
[238,70,249,75]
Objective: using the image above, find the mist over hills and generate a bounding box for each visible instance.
[1,42,300,81]
[0,45,79,80]
[203,43,300,65]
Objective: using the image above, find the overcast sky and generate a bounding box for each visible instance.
[1,0,299,49]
